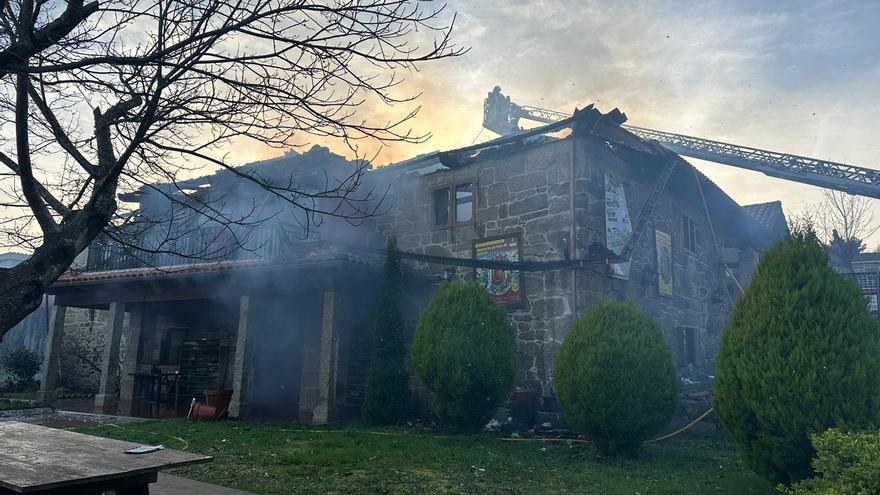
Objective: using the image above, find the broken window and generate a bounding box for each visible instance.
[433,187,450,226]
[455,182,474,223]
[682,214,698,252]
[433,181,475,226]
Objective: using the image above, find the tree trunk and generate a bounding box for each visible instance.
[0,198,114,335]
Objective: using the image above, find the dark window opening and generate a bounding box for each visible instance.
[433,187,450,226]
[683,327,698,367]
[455,182,474,223]
[682,214,698,252]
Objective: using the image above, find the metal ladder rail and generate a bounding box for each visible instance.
[622,125,880,199]
[619,157,679,260]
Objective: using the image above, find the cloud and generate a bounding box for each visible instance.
[5,0,880,250]
[220,0,880,243]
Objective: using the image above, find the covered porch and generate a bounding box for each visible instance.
[42,254,381,423]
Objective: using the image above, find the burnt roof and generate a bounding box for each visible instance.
[115,103,781,251]
[120,145,368,203]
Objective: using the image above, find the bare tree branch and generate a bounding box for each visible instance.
[0,0,462,334]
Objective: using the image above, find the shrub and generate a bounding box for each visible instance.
[782,429,880,495]
[411,281,515,431]
[362,238,411,424]
[714,230,880,485]
[554,300,677,457]
[0,347,42,392]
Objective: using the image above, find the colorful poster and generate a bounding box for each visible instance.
[474,235,523,306]
[655,229,673,296]
[604,174,632,279]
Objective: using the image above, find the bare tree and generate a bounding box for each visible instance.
[0,0,461,334]
[815,190,880,246]
[801,190,880,268]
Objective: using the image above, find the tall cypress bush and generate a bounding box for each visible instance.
[362,238,411,424]
[714,229,880,485]
[411,281,515,431]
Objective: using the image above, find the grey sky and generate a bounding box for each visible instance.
[3,0,878,252]
[372,0,880,245]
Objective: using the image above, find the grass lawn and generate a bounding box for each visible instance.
[77,420,772,495]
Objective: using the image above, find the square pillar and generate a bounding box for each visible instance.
[94,303,125,414]
[37,305,67,403]
[312,291,337,424]
[117,306,147,416]
[229,295,251,419]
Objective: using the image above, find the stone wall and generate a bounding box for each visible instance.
[367,139,577,397]
[575,136,735,377]
[59,308,108,393]
[367,132,763,403]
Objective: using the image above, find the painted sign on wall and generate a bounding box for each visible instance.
[604,174,632,279]
[474,234,524,306]
[655,229,674,296]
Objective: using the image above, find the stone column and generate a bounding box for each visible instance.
[312,291,337,424]
[117,306,146,416]
[94,303,125,414]
[37,305,67,403]
[228,295,251,419]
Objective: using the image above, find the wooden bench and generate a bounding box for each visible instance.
[151,474,254,495]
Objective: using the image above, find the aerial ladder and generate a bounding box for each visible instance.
[482,86,880,200]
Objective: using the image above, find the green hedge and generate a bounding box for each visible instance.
[714,231,880,485]
[0,347,41,392]
[411,281,515,431]
[554,300,677,457]
[783,429,880,495]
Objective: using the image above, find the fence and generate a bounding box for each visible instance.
[85,227,312,272]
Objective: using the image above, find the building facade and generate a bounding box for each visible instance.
[41,107,782,422]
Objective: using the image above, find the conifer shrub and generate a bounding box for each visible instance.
[714,230,880,485]
[362,238,411,424]
[410,281,515,431]
[554,300,677,457]
[783,429,880,495]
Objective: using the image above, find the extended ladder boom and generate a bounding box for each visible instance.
[482,87,880,200]
[622,125,880,199]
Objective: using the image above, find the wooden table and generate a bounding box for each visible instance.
[0,422,212,494]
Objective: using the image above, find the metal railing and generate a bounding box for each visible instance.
[851,271,880,320]
[84,227,313,272]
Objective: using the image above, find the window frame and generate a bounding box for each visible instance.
[431,178,477,228]
[682,214,698,252]
[431,185,451,227]
[453,181,476,225]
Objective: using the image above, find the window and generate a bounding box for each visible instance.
[433,181,475,227]
[433,187,450,226]
[682,214,698,252]
[679,327,699,368]
[455,182,474,223]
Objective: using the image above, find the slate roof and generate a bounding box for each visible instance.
[743,201,788,239]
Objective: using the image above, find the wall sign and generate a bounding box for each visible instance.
[604,174,632,279]
[474,234,524,307]
[655,229,674,296]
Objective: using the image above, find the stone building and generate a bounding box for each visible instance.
[41,106,783,422]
